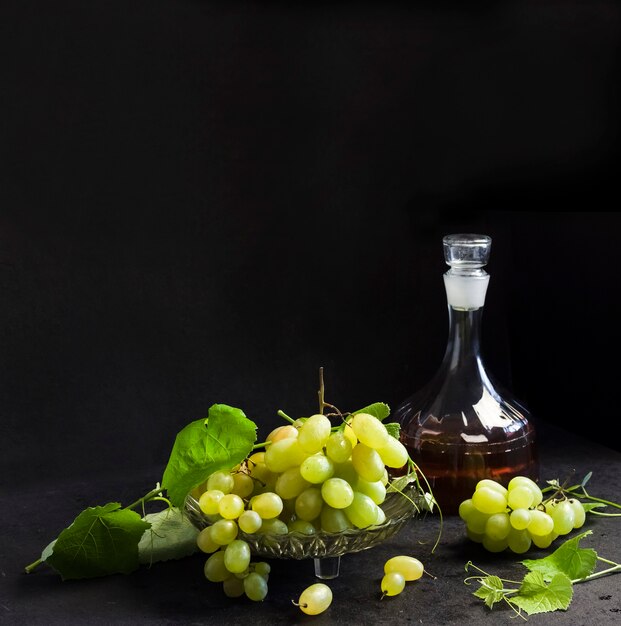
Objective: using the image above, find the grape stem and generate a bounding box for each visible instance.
[276,410,296,425]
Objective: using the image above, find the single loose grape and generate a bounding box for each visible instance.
[296,583,333,615]
[381,572,406,597]
[384,555,424,581]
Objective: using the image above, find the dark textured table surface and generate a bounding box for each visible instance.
[2,423,620,626]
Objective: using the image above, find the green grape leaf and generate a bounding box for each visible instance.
[582,502,606,513]
[384,422,400,439]
[472,575,506,609]
[510,571,573,615]
[352,402,390,421]
[521,531,597,582]
[43,503,151,580]
[138,507,199,565]
[162,403,257,508]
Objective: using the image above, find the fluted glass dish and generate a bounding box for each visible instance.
[184,475,426,578]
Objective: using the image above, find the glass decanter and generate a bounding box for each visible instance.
[393,234,539,514]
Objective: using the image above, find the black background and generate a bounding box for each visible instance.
[2,1,620,490]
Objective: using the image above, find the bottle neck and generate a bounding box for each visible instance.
[441,306,485,373]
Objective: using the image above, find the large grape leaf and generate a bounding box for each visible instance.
[510,571,573,615]
[138,507,199,565]
[162,403,257,507]
[44,503,151,580]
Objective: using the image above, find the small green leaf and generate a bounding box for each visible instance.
[138,507,199,565]
[44,503,151,580]
[352,402,390,421]
[162,404,257,507]
[385,422,400,439]
[521,531,597,582]
[472,575,506,609]
[510,571,573,615]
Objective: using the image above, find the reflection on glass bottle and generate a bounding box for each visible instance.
[393,234,539,514]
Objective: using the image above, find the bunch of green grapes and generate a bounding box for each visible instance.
[459,476,586,554]
[193,412,411,600]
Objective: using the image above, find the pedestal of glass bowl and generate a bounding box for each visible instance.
[184,475,425,580]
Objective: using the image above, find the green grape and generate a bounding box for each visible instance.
[349,412,389,449]
[207,470,235,494]
[233,568,250,579]
[351,443,385,482]
[332,459,358,485]
[356,477,386,505]
[264,438,308,473]
[568,498,586,529]
[238,510,262,534]
[548,500,575,535]
[287,519,317,535]
[247,452,278,489]
[300,454,334,484]
[320,505,354,532]
[231,472,254,498]
[482,535,509,553]
[508,476,542,506]
[384,555,424,581]
[381,572,406,597]
[196,526,220,554]
[325,431,353,463]
[223,539,251,574]
[484,512,511,541]
[210,519,239,545]
[376,436,409,469]
[507,485,534,510]
[509,508,531,530]
[222,575,246,598]
[467,528,485,543]
[296,583,333,615]
[198,489,225,515]
[527,509,555,536]
[321,477,355,509]
[251,492,284,519]
[507,528,532,554]
[344,492,380,529]
[375,507,386,525]
[294,487,323,522]
[297,414,332,454]
[204,550,231,582]
[275,466,311,500]
[253,561,271,579]
[266,424,299,442]
[244,572,268,601]
[218,493,245,520]
[475,479,508,497]
[460,501,490,534]
[257,518,288,535]
[530,531,555,549]
[471,486,508,515]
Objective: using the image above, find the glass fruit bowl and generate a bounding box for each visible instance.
[184,474,426,579]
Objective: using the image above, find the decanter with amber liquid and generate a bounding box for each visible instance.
[393,234,539,514]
